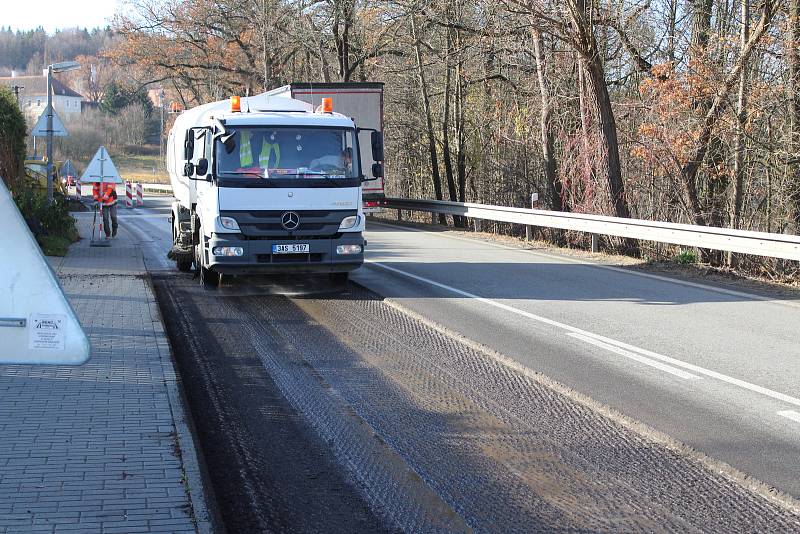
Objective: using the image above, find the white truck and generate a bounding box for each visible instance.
[166,83,385,287]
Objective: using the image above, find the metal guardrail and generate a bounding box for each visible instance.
[384,198,800,261]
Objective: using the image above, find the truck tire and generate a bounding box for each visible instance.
[196,227,220,288]
[172,214,194,273]
[200,265,220,287]
[176,257,193,272]
[329,272,349,285]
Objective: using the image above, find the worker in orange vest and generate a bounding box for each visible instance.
[92,182,118,238]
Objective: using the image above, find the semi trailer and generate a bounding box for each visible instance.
[166,83,385,287]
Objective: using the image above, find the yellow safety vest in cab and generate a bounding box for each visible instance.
[239,131,254,167]
[239,132,280,169]
[259,142,280,168]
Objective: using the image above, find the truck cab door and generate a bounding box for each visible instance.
[185,127,214,232]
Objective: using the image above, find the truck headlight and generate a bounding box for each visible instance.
[338,215,359,230]
[336,244,362,255]
[212,246,244,256]
[218,216,240,230]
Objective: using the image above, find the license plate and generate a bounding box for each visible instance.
[272,244,309,254]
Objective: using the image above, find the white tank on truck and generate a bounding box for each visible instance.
[165,86,385,287]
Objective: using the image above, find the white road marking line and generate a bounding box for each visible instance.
[368,260,800,409]
[567,333,700,379]
[777,410,800,424]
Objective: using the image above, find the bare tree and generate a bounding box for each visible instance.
[789,0,800,233]
[410,11,446,222]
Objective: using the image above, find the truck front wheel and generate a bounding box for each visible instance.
[199,264,220,287]
[176,257,193,272]
[195,229,220,288]
[329,272,349,286]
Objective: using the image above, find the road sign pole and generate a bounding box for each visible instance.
[46,65,54,205]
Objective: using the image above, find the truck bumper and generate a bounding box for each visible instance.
[205,232,365,275]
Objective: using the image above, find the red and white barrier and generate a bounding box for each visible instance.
[125,181,133,208]
[135,183,143,207]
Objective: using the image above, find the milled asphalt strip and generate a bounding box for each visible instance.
[368,219,800,310]
[368,260,800,411]
[567,332,700,379]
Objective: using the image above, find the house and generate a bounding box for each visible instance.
[0,71,83,122]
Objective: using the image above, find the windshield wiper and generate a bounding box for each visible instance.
[283,171,348,187]
[223,171,266,177]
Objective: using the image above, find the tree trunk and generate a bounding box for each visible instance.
[532,30,564,212]
[411,14,446,223]
[691,0,714,51]
[584,56,631,219]
[333,0,353,81]
[566,1,632,220]
[732,0,749,232]
[681,0,777,230]
[667,0,678,64]
[789,0,800,233]
[441,28,459,205]
[454,32,467,206]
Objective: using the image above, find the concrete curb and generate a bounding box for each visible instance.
[143,277,216,534]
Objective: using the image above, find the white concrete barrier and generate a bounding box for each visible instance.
[0,177,90,364]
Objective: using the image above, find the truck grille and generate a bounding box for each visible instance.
[220,210,356,238]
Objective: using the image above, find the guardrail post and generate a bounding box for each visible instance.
[527,193,539,242]
[591,233,600,253]
[397,209,402,221]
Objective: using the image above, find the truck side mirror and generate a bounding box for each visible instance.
[371,131,384,162]
[195,158,209,177]
[183,162,194,177]
[371,163,383,179]
[183,135,194,160]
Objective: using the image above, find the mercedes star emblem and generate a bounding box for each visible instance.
[281,211,300,231]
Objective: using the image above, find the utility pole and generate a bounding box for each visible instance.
[46,65,54,204]
[12,85,24,107]
[44,61,80,204]
[158,89,165,162]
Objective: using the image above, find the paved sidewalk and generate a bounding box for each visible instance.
[0,213,210,533]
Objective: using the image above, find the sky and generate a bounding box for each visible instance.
[3,0,122,33]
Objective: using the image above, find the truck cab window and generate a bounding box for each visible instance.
[215,127,360,186]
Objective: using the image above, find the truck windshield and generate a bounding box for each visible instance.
[215,127,360,187]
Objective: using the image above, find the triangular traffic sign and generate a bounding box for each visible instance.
[0,178,89,364]
[80,146,122,184]
[60,159,77,178]
[31,105,69,137]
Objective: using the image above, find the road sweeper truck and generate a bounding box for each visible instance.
[166,83,385,287]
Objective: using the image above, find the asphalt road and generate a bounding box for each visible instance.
[121,197,800,531]
[354,220,800,499]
